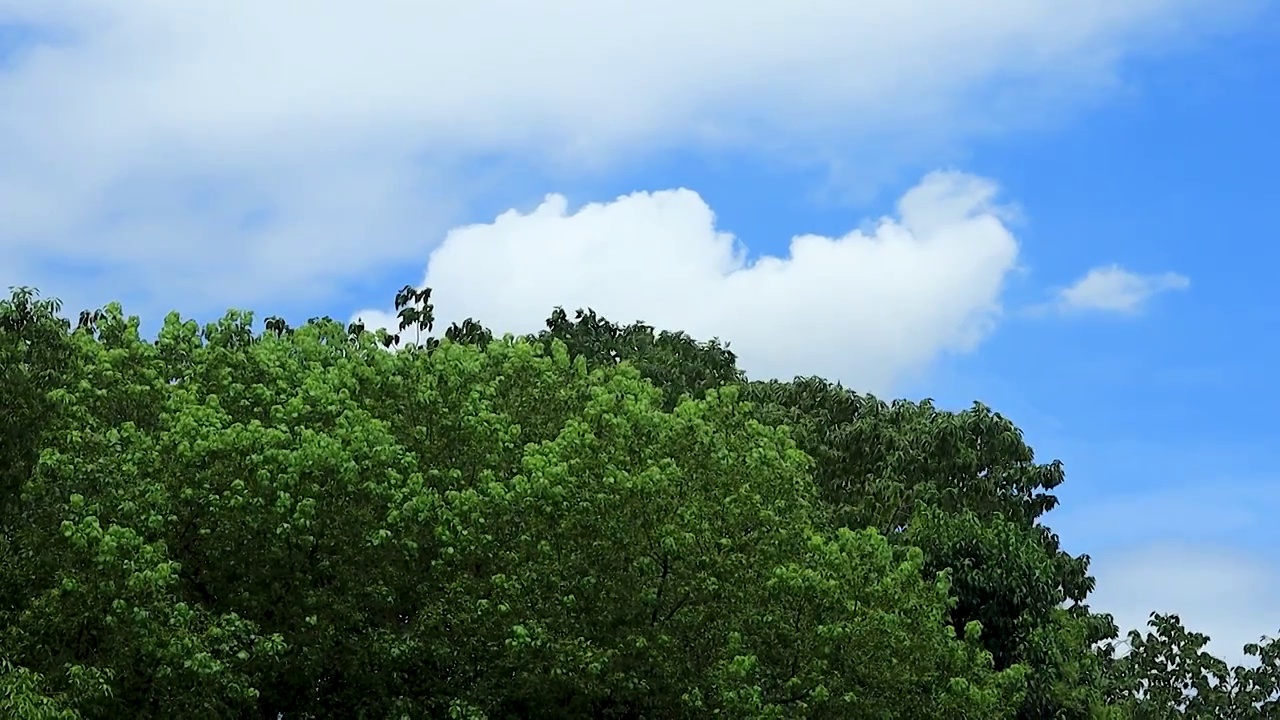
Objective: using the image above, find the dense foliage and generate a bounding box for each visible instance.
[1,285,1276,718]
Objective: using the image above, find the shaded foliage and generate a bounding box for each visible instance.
[0,287,75,523]
[532,307,744,412]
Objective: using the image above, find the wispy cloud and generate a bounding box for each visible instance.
[0,0,1259,316]
[1089,541,1280,667]
[1053,264,1190,314]
[1048,462,1280,667]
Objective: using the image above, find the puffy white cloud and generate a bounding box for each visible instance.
[0,0,1259,313]
[353,171,1018,395]
[1055,264,1189,314]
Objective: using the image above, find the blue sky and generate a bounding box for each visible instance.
[2,0,1277,662]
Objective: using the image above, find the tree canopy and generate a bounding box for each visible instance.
[2,285,1276,719]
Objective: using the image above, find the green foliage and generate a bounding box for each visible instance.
[741,379,1063,535]
[531,307,744,411]
[2,287,1277,718]
[525,302,1280,718]
[1104,613,1280,719]
[591,372,1114,716]
[0,287,76,523]
[0,659,90,719]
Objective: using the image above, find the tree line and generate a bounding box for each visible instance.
[1,285,1276,718]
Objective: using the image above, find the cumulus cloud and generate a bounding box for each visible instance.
[353,171,1018,395]
[0,0,1260,314]
[1055,264,1190,314]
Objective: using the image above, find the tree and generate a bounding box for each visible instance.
[5,287,1277,717]
[1,288,1024,718]
[1104,613,1280,719]
[529,319,1117,717]
[0,287,76,523]
[523,309,1277,718]
[531,307,744,411]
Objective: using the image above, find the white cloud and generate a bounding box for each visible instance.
[0,0,1260,314]
[1089,542,1280,668]
[353,171,1018,395]
[1054,264,1190,314]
